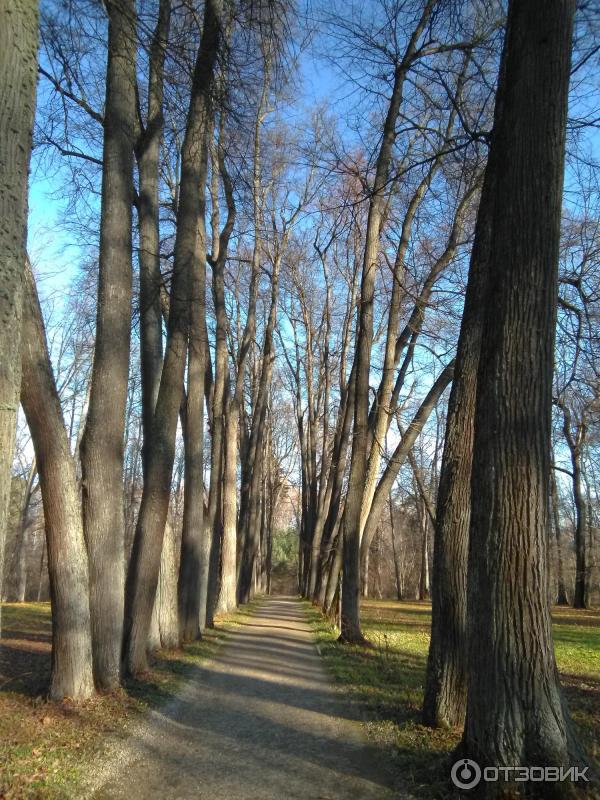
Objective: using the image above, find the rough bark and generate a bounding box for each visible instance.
[422,165,494,729]
[80,0,136,690]
[21,261,94,700]
[462,0,583,789]
[124,0,223,674]
[0,0,38,634]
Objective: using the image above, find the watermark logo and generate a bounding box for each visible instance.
[450,759,589,790]
[451,759,482,790]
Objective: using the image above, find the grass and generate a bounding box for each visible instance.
[306,599,600,799]
[0,600,259,799]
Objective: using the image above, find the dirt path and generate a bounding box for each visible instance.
[91,596,397,800]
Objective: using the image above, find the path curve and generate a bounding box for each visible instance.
[91,596,396,799]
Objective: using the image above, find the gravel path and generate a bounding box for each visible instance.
[91,596,397,800]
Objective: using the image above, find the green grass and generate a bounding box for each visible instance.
[306,599,600,799]
[0,600,260,799]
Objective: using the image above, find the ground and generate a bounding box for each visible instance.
[0,598,598,798]
[308,599,600,798]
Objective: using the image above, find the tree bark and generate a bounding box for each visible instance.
[137,0,171,477]
[80,0,136,690]
[0,0,38,635]
[206,142,235,627]
[461,0,583,786]
[422,163,494,729]
[21,261,94,700]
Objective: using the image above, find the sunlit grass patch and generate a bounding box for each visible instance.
[307,598,600,799]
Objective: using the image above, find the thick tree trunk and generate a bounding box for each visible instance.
[80,0,136,690]
[461,0,583,787]
[124,0,223,675]
[0,0,38,634]
[422,162,494,729]
[21,261,94,700]
[149,515,179,650]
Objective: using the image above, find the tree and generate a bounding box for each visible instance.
[21,260,94,700]
[0,0,39,635]
[80,0,137,690]
[422,162,494,729]
[461,0,584,787]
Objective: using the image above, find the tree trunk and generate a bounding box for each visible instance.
[0,0,38,634]
[422,159,494,729]
[462,0,583,786]
[137,0,171,477]
[389,494,403,601]
[80,0,136,690]
[124,0,223,675]
[561,408,587,609]
[206,143,235,627]
[178,163,208,638]
[551,468,569,606]
[417,506,429,600]
[340,1,435,644]
[21,261,94,700]
[360,362,454,562]
[217,393,238,613]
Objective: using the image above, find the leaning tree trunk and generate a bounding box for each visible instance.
[80,0,136,690]
[21,261,94,700]
[340,2,435,643]
[422,161,494,729]
[462,0,583,788]
[124,0,223,675]
[0,0,38,634]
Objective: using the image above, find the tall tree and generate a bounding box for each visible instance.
[0,0,39,634]
[422,168,494,728]
[462,0,583,786]
[80,0,137,690]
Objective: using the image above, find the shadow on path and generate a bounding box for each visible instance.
[92,597,398,800]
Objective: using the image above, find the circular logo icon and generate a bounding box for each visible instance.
[451,758,482,790]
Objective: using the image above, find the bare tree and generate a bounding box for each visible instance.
[0,0,39,634]
[461,0,584,783]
